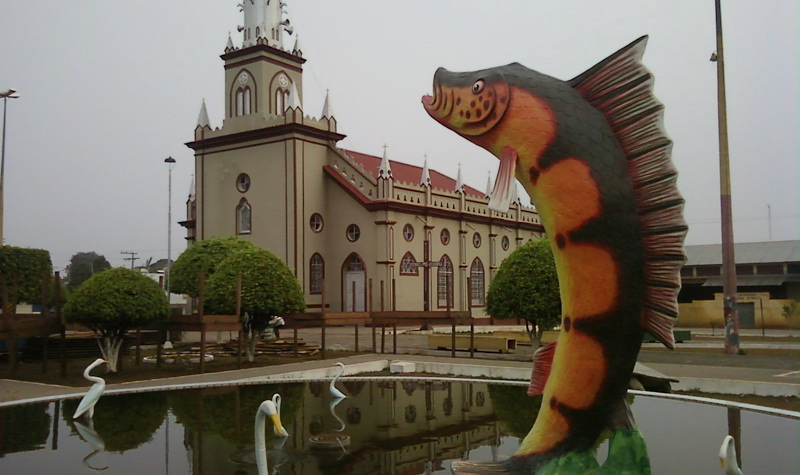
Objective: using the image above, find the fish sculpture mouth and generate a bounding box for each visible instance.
[421,67,510,137]
[421,72,455,123]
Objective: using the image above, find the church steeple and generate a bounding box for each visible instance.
[455,163,465,193]
[239,0,294,49]
[321,89,335,119]
[196,99,210,129]
[420,155,431,187]
[378,144,392,179]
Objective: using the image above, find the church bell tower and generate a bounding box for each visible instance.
[185,0,344,284]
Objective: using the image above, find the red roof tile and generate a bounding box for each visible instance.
[343,150,485,198]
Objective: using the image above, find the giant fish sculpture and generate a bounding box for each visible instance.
[422,36,686,473]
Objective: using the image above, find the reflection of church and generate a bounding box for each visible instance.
[182,380,506,474]
[181,1,542,315]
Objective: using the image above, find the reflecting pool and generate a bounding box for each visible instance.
[1,378,797,474]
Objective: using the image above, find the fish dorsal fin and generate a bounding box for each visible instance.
[569,36,687,349]
[528,341,556,396]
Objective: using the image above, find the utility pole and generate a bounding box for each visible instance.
[712,0,739,354]
[165,156,176,297]
[121,250,139,269]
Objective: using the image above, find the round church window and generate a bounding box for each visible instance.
[310,213,324,232]
[346,224,360,242]
[236,173,250,193]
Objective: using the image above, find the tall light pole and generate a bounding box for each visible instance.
[711,0,739,354]
[1,88,20,245]
[165,157,176,299]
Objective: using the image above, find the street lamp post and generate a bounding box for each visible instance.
[1,88,20,245]
[165,157,176,300]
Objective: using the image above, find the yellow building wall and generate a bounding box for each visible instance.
[678,292,800,330]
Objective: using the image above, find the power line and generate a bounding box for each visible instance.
[120,250,139,269]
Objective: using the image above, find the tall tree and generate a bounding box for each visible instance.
[0,245,53,315]
[170,237,257,297]
[205,247,305,361]
[66,252,111,290]
[63,267,169,371]
[486,239,561,348]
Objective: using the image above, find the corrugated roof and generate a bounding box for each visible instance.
[685,240,800,266]
[344,150,485,198]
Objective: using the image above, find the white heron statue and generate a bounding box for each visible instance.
[255,393,289,475]
[330,362,346,399]
[719,435,742,474]
[73,358,109,419]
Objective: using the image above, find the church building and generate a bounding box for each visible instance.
[181,1,543,316]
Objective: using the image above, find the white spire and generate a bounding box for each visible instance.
[239,0,293,49]
[485,170,492,197]
[420,155,431,187]
[378,144,392,179]
[286,80,301,110]
[511,181,520,205]
[196,99,210,128]
[321,89,335,118]
[226,33,234,51]
[292,35,303,56]
[455,163,464,193]
[188,174,196,202]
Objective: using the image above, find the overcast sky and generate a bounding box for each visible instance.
[1,1,797,270]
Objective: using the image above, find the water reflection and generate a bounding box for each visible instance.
[0,380,797,474]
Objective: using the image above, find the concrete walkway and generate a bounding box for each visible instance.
[2,326,798,405]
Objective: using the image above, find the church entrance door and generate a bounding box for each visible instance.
[343,254,366,312]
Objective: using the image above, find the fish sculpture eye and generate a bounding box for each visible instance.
[472,79,485,94]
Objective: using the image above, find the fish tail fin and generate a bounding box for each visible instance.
[528,341,556,396]
[569,36,687,349]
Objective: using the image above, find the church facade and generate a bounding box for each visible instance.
[181,1,543,316]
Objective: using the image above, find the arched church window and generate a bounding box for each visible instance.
[400,252,418,275]
[243,87,251,115]
[437,255,453,308]
[470,258,485,307]
[236,199,251,234]
[275,89,284,115]
[310,253,324,294]
[236,88,244,117]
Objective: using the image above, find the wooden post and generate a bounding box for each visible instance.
[381,323,386,354]
[40,274,49,373]
[351,281,356,312]
[449,274,455,357]
[354,323,359,352]
[198,273,206,374]
[468,277,474,359]
[380,280,385,311]
[156,330,163,367]
[135,329,142,366]
[369,278,376,352]
[200,322,207,374]
[42,332,49,373]
[235,273,242,369]
[321,320,327,360]
[293,327,299,358]
[393,323,397,354]
[391,278,397,311]
[451,320,456,358]
[321,278,326,360]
